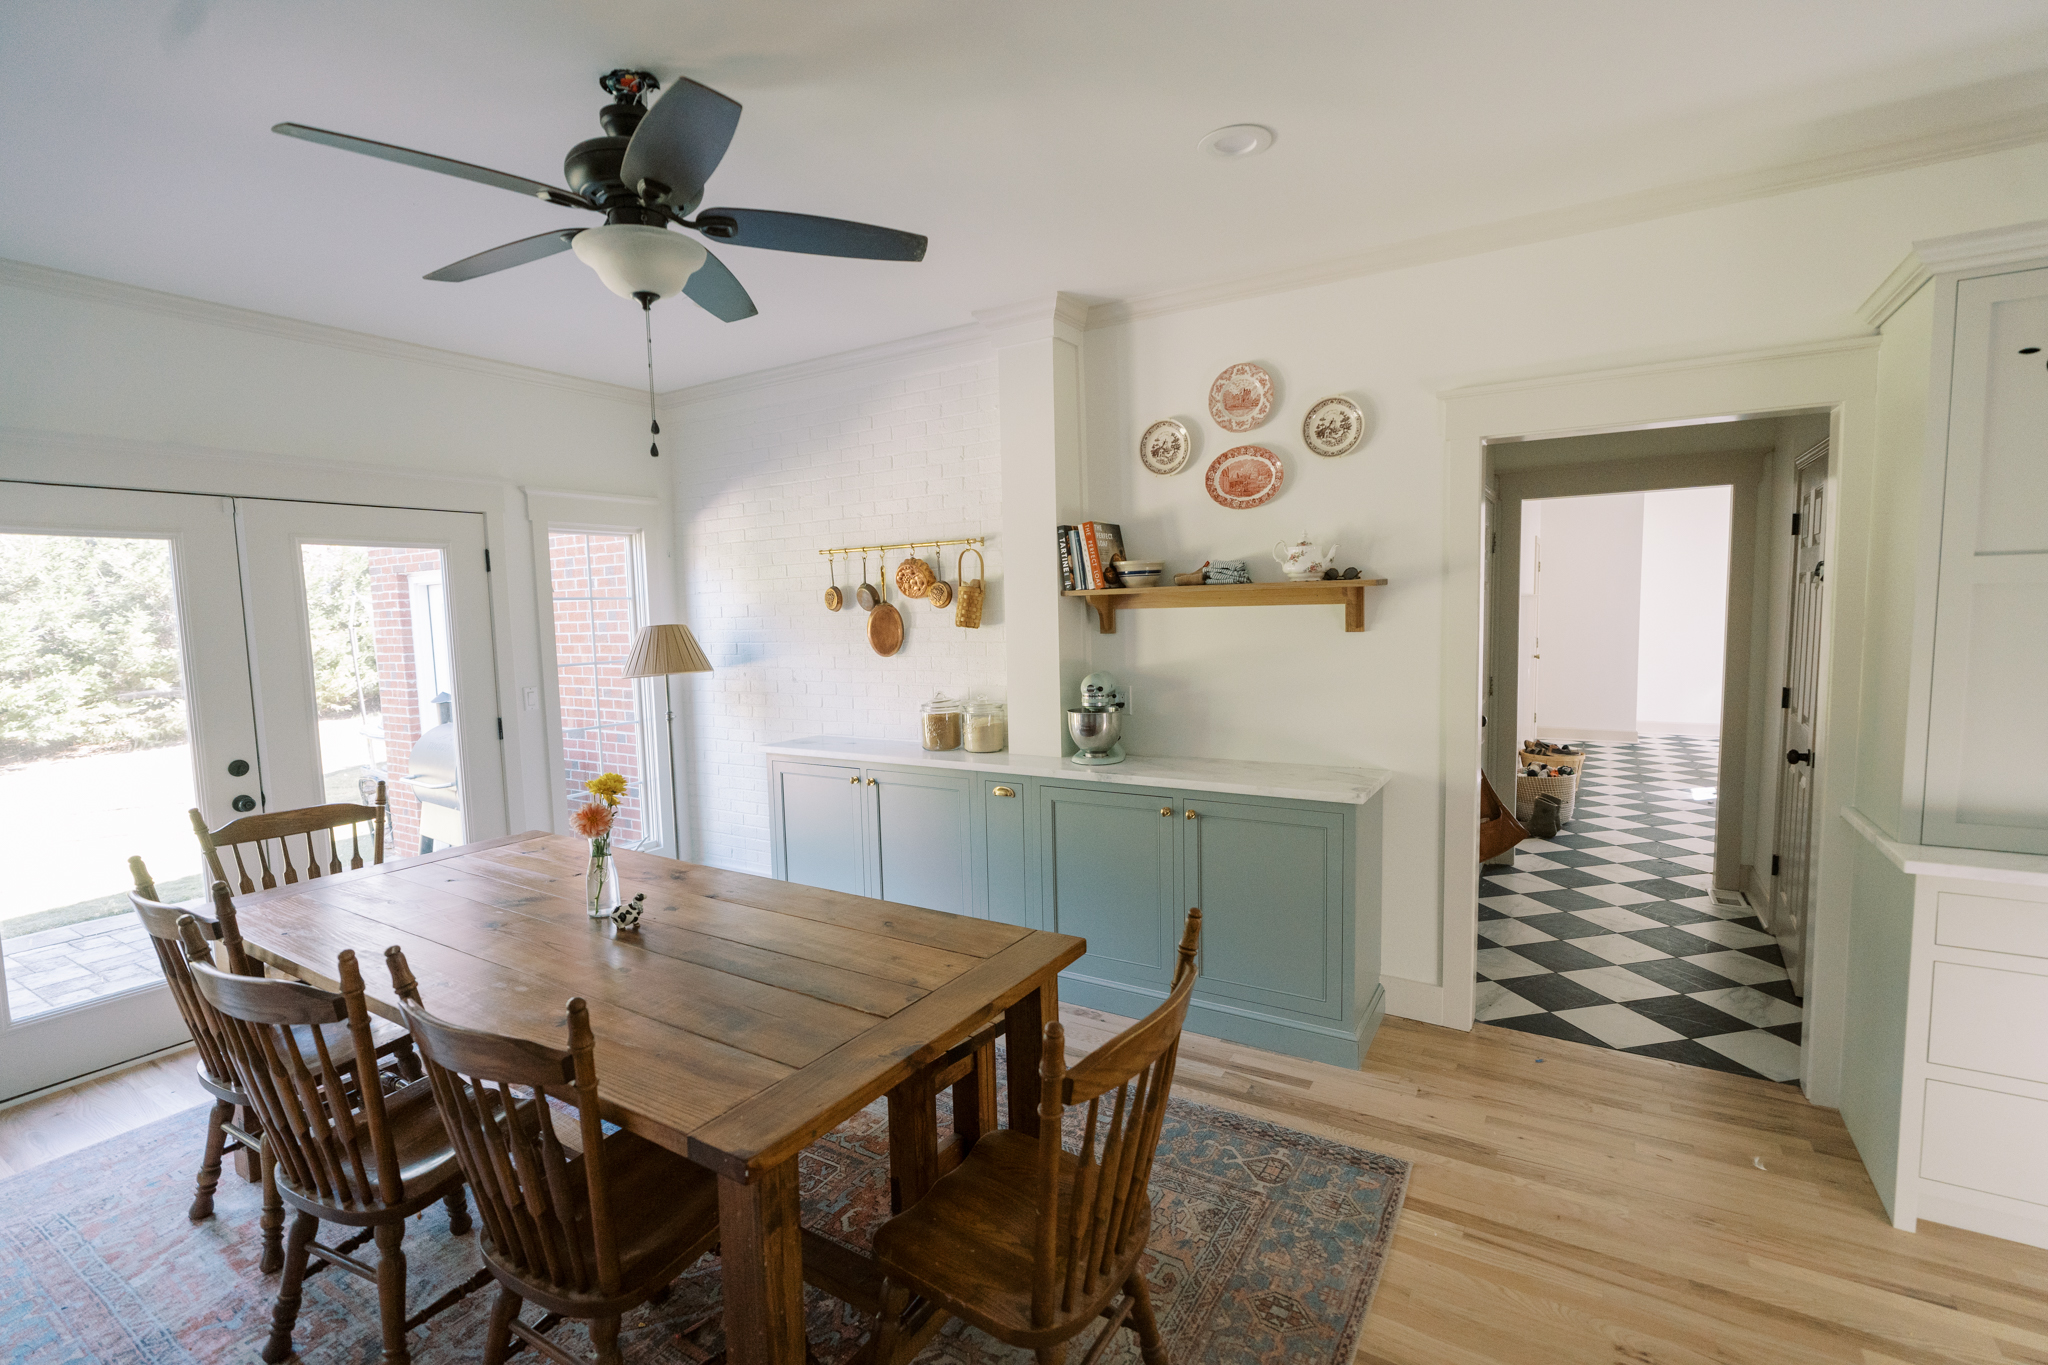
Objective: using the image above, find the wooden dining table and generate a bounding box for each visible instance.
[227,830,1085,1365]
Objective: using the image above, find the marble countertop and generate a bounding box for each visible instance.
[1844,807,2048,888]
[761,736,1392,805]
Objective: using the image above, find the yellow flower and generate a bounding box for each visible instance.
[584,772,628,806]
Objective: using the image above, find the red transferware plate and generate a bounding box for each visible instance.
[1205,445,1284,509]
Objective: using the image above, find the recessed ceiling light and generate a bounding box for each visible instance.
[1199,124,1274,158]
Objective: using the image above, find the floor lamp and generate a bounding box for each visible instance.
[621,623,714,858]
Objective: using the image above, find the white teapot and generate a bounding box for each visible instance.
[1272,533,1338,581]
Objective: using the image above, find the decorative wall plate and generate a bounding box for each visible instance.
[1208,362,1274,432]
[1205,445,1284,509]
[1302,396,1365,457]
[1139,419,1192,475]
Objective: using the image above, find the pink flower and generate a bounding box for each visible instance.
[571,801,614,840]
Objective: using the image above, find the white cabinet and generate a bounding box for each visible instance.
[1921,270,2048,854]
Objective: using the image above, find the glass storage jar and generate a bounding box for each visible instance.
[964,698,1008,753]
[920,695,963,751]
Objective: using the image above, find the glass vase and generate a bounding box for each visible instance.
[586,838,620,918]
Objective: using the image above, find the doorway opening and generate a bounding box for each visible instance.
[1474,414,1828,1083]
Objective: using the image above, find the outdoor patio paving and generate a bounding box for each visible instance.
[3,917,163,1020]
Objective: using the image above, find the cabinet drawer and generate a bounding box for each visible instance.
[1929,961,2048,1084]
[1937,891,2048,959]
[1183,796,1346,1020]
[1921,1080,2048,1207]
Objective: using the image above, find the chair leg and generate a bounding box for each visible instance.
[393,1035,423,1082]
[262,1212,318,1364]
[592,1314,623,1365]
[443,1184,473,1236]
[258,1143,285,1274]
[481,1288,522,1365]
[373,1221,411,1365]
[866,1278,910,1365]
[1125,1271,1168,1365]
[189,1100,232,1221]
[238,1105,264,1183]
[1034,1346,1068,1365]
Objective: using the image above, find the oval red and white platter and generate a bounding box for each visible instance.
[1205,445,1284,509]
[1208,362,1274,432]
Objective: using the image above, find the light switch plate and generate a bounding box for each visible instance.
[522,687,540,712]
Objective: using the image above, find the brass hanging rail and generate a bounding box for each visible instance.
[817,537,985,556]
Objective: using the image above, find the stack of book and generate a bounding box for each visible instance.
[1057,522,1126,590]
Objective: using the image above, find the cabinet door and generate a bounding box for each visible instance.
[868,768,972,914]
[1040,784,1179,990]
[1923,269,2048,853]
[977,776,1035,926]
[1183,796,1346,1020]
[771,761,867,896]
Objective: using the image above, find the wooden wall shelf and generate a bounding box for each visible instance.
[1062,579,1388,634]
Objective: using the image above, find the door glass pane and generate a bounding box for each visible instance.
[302,544,462,859]
[1,534,197,1021]
[549,532,651,846]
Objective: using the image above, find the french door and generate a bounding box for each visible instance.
[0,483,501,1098]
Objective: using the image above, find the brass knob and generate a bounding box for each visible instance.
[1186,810,1198,820]
[1160,807,1171,817]
[867,777,877,786]
[992,786,1016,798]
[848,775,859,784]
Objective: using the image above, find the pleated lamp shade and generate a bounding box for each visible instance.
[621,623,714,678]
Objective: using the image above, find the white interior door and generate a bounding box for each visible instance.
[236,500,506,858]
[0,483,263,1098]
[1770,447,1828,996]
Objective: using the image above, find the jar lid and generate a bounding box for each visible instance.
[921,693,961,715]
[966,698,1005,714]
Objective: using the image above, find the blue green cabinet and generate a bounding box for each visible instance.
[767,756,1384,1066]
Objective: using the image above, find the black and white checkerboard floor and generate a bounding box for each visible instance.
[1477,735,1802,1083]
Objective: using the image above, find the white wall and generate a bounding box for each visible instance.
[1637,485,1733,735]
[666,341,1004,873]
[1524,492,1645,740]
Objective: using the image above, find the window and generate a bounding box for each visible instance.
[549,531,653,847]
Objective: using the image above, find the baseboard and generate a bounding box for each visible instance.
[1638,722,1722,739]
[1378,975,1444,1027]
[1919,1186,2048,1252]
[1536,727,1638,743]
[1058,971,1376,1068]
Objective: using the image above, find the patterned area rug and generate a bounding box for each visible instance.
[0,1090,1406,1364]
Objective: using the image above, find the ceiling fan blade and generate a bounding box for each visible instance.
[691,208,927,261]
[682,246,758,322]
[273,123,594,210]
[618,77,742,210]
[424,229,584,282]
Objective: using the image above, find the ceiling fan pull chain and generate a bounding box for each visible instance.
[638,291,660,457]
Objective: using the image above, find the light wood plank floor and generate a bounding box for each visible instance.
[6,1022,2045,1363]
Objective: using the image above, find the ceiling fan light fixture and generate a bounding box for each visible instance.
[1199,124,1275,158]
[571,223,707,301]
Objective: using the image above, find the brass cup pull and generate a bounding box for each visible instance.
[1160,807,1171,817]
[992,786,1016,798]
[1186,810,1198,820]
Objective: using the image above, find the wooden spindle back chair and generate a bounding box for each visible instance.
[869,908,1202,1365]
[191,780,388,895]
[185,943,480,1365]
[128,857,283,1260]
[385,946,722,1365]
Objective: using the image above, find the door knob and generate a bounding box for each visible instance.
[231,794,257,812]
[1186,810,1198,820]
[867,777,877,786]
[849,775,860,784]
[227,758,250,777]
[1160,807,1171,817]
[1787,749,1813,766]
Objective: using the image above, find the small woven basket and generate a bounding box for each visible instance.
[954,547,985,629]
[1514,770,1579,825]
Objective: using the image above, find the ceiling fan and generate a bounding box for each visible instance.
[275,68,929,453]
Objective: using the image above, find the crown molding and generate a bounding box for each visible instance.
[1858,216,2048,327]
[972,292,1092,346]
[0,258,646,406]
[659,321,990,411]
[1089,105,2048,330]
[1440,334,1879,404]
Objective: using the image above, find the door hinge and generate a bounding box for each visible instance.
[1781,687,1790,709]
[484,548,492,571]
[496,717,503,740]
[1771,854,1780,876]
[1489,532,1496,554]
[1791,512,1801,536]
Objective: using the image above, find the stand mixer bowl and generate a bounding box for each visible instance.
[1067,707,1123,756]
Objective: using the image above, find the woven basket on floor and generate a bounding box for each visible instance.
[1514,770,1579,825]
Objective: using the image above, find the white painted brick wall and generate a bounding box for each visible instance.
[668,341,1003,874]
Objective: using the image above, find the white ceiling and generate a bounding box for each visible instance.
[7,1,2048,390]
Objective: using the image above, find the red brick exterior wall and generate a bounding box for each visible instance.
[365,546,447,856]
[550,533,647,846]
